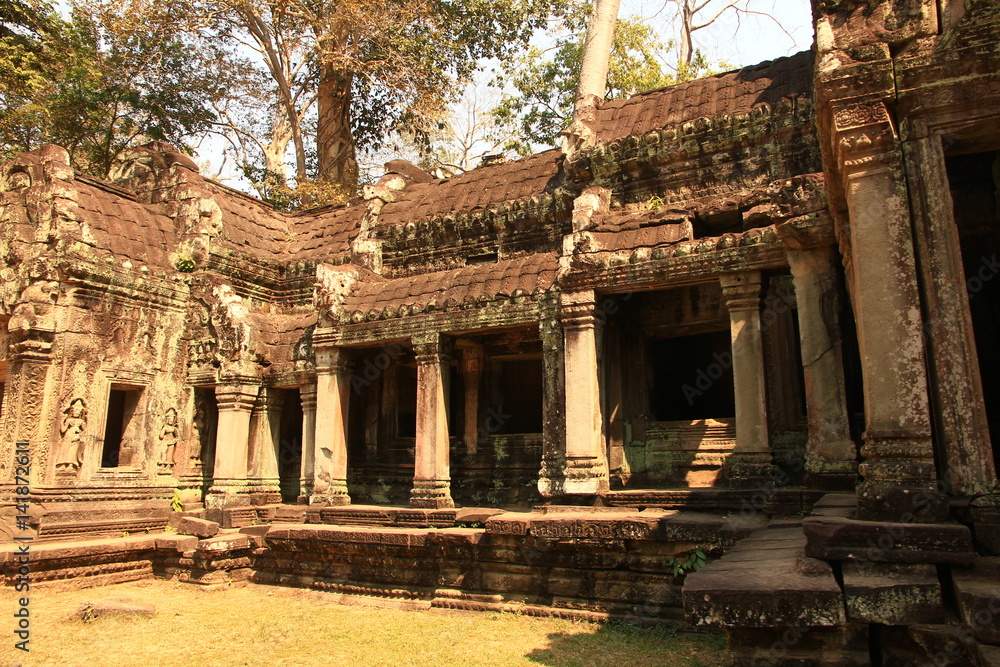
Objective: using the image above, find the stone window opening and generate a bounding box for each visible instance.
[101,384,144,468]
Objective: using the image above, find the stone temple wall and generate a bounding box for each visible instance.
[1,1,1000,664]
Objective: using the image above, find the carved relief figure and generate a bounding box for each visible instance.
[56,398,87,471]
[158,408,179,472]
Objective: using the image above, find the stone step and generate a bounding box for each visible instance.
[842,561,944,625]
[953,564,1000,646]
[682,525,845,629]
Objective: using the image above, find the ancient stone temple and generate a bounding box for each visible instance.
[2,1,999,664]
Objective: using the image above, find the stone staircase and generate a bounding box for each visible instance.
[682,492,1000,666]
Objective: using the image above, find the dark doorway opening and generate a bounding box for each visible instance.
[495,358,543,434]
[649,331,736,421]
[947,149,1000,470]
[194,388,218,495]
[278,388,303,503]
[101,386,142,468]
[397,364,418,438]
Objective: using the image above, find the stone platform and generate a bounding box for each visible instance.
[1,506,764,624]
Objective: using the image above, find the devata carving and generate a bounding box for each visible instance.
[158,407,179,473]
[56,397,87,472]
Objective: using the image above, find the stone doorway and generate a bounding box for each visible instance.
[946,149,1000,470]
[277,388,303,504]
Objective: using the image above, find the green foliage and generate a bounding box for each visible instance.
[491,2,676,154]
[665,549,708,578]
[1,1,226,176]
[490,1,732,154]
[238,161,348,212]
[173,257,196,273]
[170,490,184,512]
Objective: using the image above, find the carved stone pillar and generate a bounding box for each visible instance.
[297,384,317,504]
[834,99,946,522]
[455,341,484,456]
[312,348,352,506]
[410,333,454,508]
[782,236,857,489]
[2,281,59,485]
[246,388,283,504]
[538,315,566,497]
[206,384,257,508]
[560,291,608,496]
[720,272,773,488]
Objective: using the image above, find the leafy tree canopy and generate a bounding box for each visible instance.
[1,1,226,177]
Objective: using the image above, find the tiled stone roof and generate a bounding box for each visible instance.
[73,179,177,269]
[338,253,559,321]
[378,150,564,226]
[591,50,815,144]
[288,201,365,261]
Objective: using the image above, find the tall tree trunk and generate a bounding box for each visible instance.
[263,107,292,182]
[575,0,621,113]
[679,0,694,73]
[316,64,358,188]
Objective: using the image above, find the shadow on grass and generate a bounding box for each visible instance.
[525,621,725,667]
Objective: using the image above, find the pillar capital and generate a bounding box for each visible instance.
[315,347,354,375]
[720,271,763,311]
[214,385,259,412]
[412,332,451,365]
[299,383,317,409]
[560,290,597,330]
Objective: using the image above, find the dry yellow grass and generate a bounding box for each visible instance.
[2,579,723,667]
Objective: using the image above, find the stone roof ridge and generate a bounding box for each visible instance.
[72,171,139,202]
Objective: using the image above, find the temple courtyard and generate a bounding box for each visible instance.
[0,578,722,666]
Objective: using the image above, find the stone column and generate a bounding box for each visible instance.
[833,100,946,521]
[206,384,257,508]
[832,99,948,521]
[312,348,352,506]
[455,340,484,456]
[778,226,857,489]
[720,272,773,488]
[410,333,454,508]
[560,291,608,496]
[247,388,282,504]
[297,384,317,504]
[538,314,566,497]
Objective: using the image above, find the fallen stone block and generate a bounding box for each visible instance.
[154,535,199,552]
[70,597,154,622]
[803,516,975,564]
[239,525,272,547]
[176,517,220,539]
[196,534,250,551]
[683,527,844,629]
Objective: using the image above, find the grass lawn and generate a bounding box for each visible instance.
[2,579,724,667]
